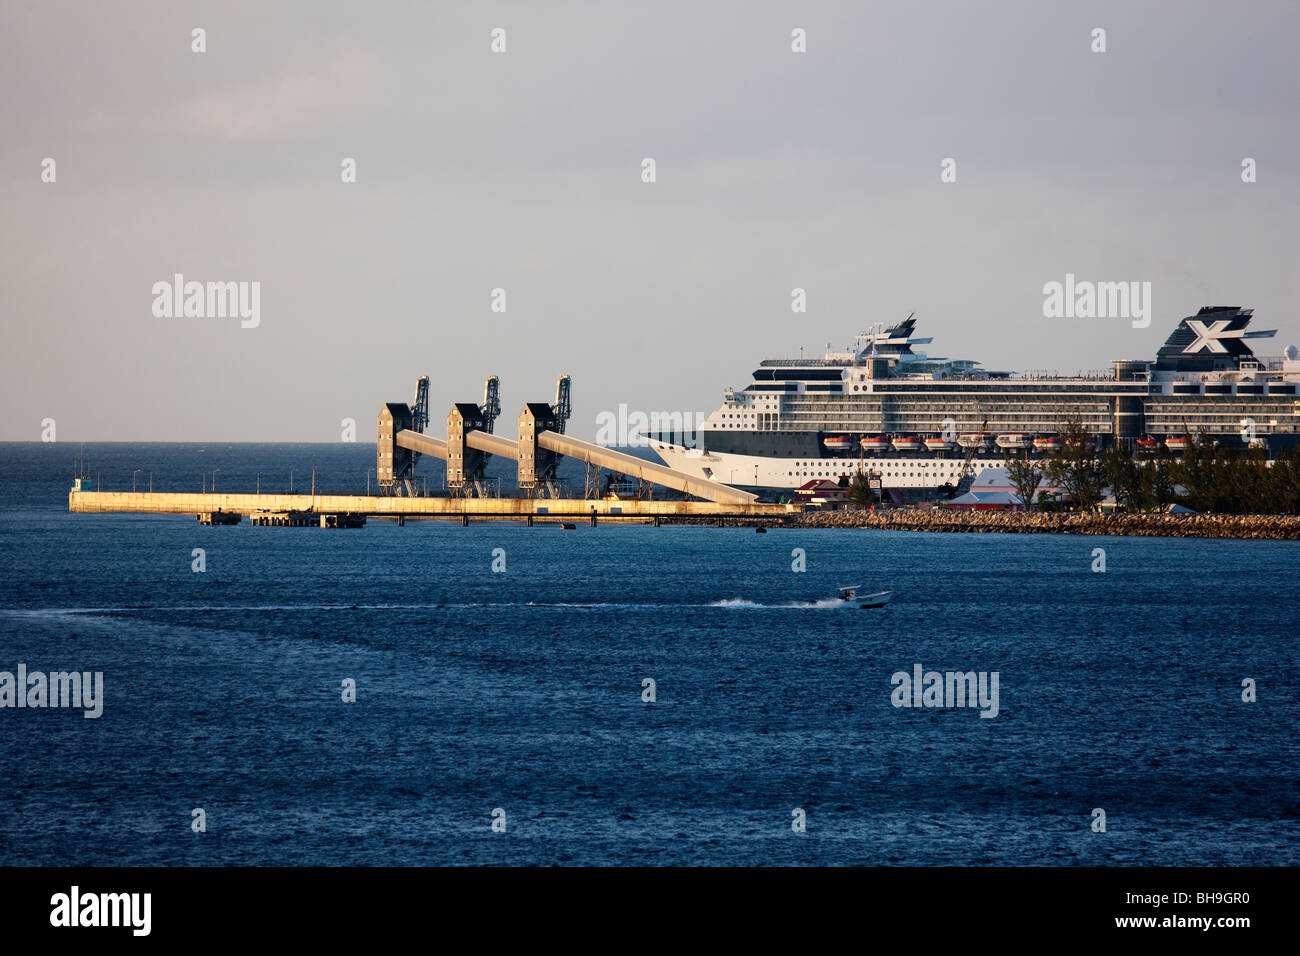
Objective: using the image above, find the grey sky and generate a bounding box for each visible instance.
[2,0,1298,441]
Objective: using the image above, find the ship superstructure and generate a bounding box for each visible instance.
[649,307,1300,495]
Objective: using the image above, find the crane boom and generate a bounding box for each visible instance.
[953,416,988,496]
[482,376,501,433]
[552,375,572,434]
[407,375,430,471]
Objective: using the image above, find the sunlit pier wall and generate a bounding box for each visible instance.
[69,491,797,521]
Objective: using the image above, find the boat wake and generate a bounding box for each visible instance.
[709,597,849,609]
[4,597,857,617]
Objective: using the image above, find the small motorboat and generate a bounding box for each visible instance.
[837,585,893,609]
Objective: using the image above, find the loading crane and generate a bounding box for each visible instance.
[407,376,430,476]
[482,376,501,434]
[411,376,430,432]
[952,416,988,497]
[552,375,571,434]
[375,375,432,496]
[380,373,758,505]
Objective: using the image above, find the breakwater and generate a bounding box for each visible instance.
[790,510,1300,539]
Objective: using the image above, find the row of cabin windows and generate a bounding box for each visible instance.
[785,461,993,478]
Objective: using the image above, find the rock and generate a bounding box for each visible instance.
[785,509,1300,539]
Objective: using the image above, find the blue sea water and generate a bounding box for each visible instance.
[0,442,1297,865]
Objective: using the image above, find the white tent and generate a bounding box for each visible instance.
[971,467,1057,494]
[946,490,1025,508]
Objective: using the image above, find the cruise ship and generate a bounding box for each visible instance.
[649,306,1300,496]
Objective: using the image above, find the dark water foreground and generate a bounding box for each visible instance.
[1,443,1297,865]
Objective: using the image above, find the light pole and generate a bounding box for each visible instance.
[132,469,141,492]
[366,468,373,495]
[149,471,153,492]
[256,472,262,495]
[290,469,294,493]
[311,469,316,495]
[212,468,220,492]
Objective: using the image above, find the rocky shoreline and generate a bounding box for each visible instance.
[784,510,1300,539]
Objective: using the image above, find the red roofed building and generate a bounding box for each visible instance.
[791,479,852,509]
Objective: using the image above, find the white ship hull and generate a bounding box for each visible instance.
[650,441,1007,492]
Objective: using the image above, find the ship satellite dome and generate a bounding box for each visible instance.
[1286,345,1299,360]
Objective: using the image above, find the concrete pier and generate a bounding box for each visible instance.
[70,490,797,522]
[249,510,367,528]
[197,511,241,526]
